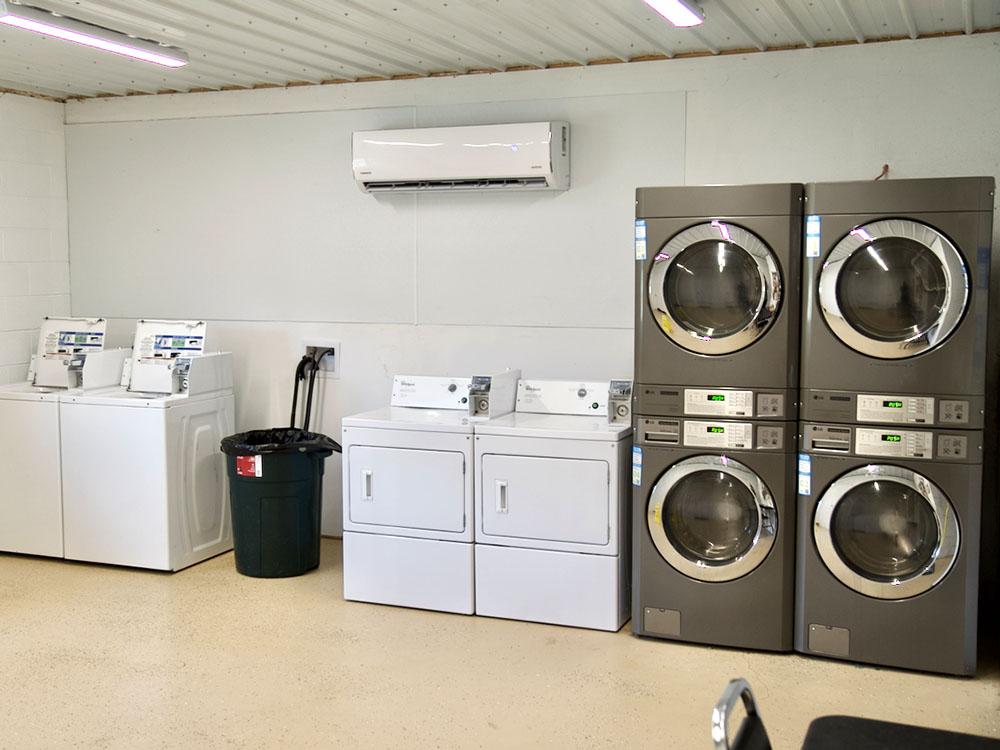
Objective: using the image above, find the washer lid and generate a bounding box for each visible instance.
[58,388,200,409]
[0,380,64,402]
[342,406,475,434]
[473,411,631,441]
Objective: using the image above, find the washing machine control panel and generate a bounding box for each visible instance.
[683,420,753,449]
[801,423,981,463]
[854,427,933,459]
[639,418,790,450]
[684,389,753,418]
[635,386,790,419]
[803,391,981,428]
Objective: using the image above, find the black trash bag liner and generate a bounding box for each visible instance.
[221,428,341,456]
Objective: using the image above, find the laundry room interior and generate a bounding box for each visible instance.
[1,1,999,748]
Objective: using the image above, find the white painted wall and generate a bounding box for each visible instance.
[64,34,1000,535]
[0,94,70,384]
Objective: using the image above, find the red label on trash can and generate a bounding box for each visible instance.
[236,455,262,478]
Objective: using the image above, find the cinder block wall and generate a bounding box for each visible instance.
[0,94,70,384]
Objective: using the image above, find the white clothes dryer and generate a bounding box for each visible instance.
[473,379,633,631]
[0,317,127,558]
[60,320,234,571]
[341,371,519,614]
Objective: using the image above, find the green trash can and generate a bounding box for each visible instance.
[221,428,340,578]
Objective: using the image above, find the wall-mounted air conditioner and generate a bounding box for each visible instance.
[352,121,570,193]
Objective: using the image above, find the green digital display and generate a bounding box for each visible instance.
[707,426,725,434]
[883,400,904,409]
[707,394,726,402]
[882,434,902,443]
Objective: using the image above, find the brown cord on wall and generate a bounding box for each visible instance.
[874,164,890,180]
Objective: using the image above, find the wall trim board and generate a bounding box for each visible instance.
[64,34,998,126]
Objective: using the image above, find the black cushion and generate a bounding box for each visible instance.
[803,716,1000,750]
[732,714,772,750]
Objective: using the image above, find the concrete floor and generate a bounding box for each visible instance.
[1,539,997,749]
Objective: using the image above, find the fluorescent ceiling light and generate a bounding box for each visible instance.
[0,1,188,67]
[643,0,705,27]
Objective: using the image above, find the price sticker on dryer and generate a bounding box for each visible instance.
[797,453,812,496]
[632,446,643,486]
[634,219,647,260]
[805,215,821,257]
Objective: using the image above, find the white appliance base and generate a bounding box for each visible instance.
[0,398,63,557]
[475,544,628,631]
[343,532,475,614]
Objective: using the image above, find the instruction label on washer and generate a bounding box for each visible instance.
[634,219,647,260]
[683,420,752,449]
[856,394,934,424]
[684,388,753,417]
[797,453,811,495]
[632,446,643,486]
[805,215,821,258]
[236,455,263,478]
[855,428,933,459]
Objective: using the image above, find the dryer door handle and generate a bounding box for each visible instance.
[495,480,508,514]
[362,469,373,501]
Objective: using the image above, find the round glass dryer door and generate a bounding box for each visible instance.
[648,222,782,355]
[813,465,960,600]
[647,455,777,582]
[818,219,969,359]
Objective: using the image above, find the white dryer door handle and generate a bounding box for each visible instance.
[362,469,373,501]
[495,480,508,514]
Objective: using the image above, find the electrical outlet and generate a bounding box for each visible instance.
[303,340,340,378]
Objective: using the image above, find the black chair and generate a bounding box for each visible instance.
[713,678,1000,750]
[712,679,772,750]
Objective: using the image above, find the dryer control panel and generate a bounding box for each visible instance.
[391,375,471,410]
[608,380,632,424]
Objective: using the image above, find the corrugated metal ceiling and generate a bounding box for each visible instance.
[0,0,998,99]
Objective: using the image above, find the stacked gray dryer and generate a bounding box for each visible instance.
[796,176,995,675]
[631,184,803,651]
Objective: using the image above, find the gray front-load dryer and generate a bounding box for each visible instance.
[635,184,803,420]
[796,423,982,675]
[800,177,994,428]
[632,416,796,651]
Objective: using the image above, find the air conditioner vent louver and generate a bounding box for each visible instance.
[353,122,569,194]
[364,177,551,192]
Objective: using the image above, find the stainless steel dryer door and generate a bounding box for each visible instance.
[648,222,782,355]
[647,455,777,582]
[818,219,969,359]
[813,465,960,599]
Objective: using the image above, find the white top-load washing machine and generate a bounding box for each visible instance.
[59,320,235,571]
[341,370,520,614]
[473,379,633,631]
[0,317,129,557]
